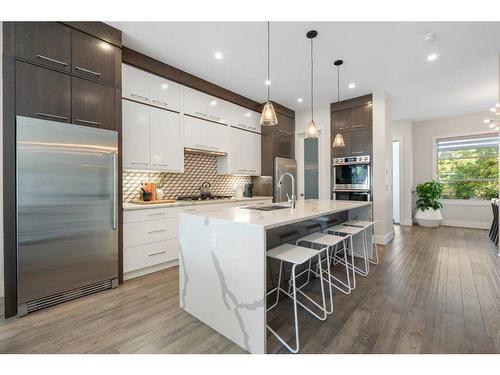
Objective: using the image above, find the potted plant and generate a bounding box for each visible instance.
[415,180,444,227]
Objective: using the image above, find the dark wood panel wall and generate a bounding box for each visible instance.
[2,21,123,318]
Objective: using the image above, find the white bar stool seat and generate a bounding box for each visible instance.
[266,243,329,354]
[327,224,370,277]
[342,220,379,264]
[295,232,353,297]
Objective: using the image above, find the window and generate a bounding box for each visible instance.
[436,133,499,200]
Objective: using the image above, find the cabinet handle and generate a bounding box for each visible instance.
[194,144,208,149]
[208,115,221,121]
[131,94,149,102]
[75,66,101,77]
[36,54,68,66]
[208,146,219,150]
[36,112,68,121]
[75,119,102,126]
[130,162,149,166]
[148,250,166,257]
[238,123,248,128]
[195,111,207,117]
[352,151,365,155]
[148,212,167,217]
[152,163,169,167]
[147,229,167,234]
[351,124,364,128]
[152,99,168,107]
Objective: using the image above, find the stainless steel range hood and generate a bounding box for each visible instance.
[184,147,227,157]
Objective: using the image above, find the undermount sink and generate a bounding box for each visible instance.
[243,205,290,211]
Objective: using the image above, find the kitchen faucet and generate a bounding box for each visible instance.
[277,172,296,209]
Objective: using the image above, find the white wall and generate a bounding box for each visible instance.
[392,141,400,224]
[295,101,331,201]
[1,22,4,298]
[412,111,494,229]
[372,91,394,244]
[393,120,414,225]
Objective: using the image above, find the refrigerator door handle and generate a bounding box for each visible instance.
[112,152,118,230]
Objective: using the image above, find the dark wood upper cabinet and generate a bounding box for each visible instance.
[274,131,294,159]
[276,112,295,135]
[261,133,274,176]
[72,77,116,130]
[16,61,71,123]
[349,128,372,155]
[72,30,117,86]
[332,109,351,132]
[15,22,72,72]
[349,104,372,129]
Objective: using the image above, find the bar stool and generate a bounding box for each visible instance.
[327,224,369,278]
[266,243,329,353]
[294,232,354,298]
[342,220,379,264]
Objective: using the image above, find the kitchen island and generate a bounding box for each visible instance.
[179,199,372,353]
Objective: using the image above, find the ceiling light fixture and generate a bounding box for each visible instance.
[214,51,223,60]
[423,33,436,43]
[427,53,438,62]
[260,21,278,127]
[297,98,303,103]
[332,59,346,148]
[305,30,319,139]
[348,83,356,89]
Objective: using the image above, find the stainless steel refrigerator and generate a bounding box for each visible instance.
[274,157,297,203]
[16,116,118,315]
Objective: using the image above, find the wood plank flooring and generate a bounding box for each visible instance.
[1,225,499,354]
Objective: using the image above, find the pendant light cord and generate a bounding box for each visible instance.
[310,37,314,122]
[267,21,271,102]
[337,65,340,102]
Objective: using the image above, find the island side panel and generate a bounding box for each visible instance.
[179,214,266,354]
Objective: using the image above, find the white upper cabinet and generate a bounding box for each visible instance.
[184,115,228,153]
[217,127,261,176]
[150,107,183,173]
[149,75,181,111]
[122,64,150,104]
[123,100,150,170]
[122,64,180,112]
[228,103,261,134]
[183,87,230,125]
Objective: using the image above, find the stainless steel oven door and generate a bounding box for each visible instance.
[333,164,370,190]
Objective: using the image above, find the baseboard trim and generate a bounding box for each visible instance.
[374,230,394,245]
[124,259,179,281]
[441,220,490,230]
[400,219,413,226]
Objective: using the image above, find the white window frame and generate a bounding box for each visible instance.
[432,130,498,206]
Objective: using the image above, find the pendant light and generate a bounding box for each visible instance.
[260,21,278,126]
[305,30,319,138]
[332,59,346,147]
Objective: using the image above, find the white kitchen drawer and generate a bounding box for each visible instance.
[124,218,178,248]
[124,207,183,223]
[124,239,179,273]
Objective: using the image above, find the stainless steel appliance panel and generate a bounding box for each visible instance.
[274,157,297,203]
[16,116,118,305]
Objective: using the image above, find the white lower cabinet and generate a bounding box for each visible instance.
[123,199,272,279]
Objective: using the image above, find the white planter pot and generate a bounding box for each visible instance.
[415,208,443,227]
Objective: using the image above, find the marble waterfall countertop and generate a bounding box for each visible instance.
[181,199,372,229]
[122,196,273,211]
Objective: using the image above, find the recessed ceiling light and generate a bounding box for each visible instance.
[489,123,496,128]
[491,107,497,113]
[348,83,356,89]
[297,98,303,103]
[210,100,217,106]
[484,119,493,124]
[427,53,438,62]
[214,51,223,60]
[423,33,436,43]
[245,112,252,117]
[161,83,168,90]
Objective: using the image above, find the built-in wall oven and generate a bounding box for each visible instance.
[332,155,371,201]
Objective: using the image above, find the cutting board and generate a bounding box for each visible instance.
[132,199,176,205]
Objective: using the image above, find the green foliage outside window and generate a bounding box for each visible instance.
[437,145,499,200]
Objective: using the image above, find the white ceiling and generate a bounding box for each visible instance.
[108,21,500,121]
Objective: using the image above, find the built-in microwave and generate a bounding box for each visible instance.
[332,155,370,191]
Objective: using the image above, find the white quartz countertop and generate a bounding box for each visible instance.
[123,196,273,211]
[180,199,372,229]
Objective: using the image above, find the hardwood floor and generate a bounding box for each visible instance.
[1,225,499,354]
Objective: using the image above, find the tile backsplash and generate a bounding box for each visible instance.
[123,152,251,202]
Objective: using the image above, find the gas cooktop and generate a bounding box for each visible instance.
[176,195,233,201]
